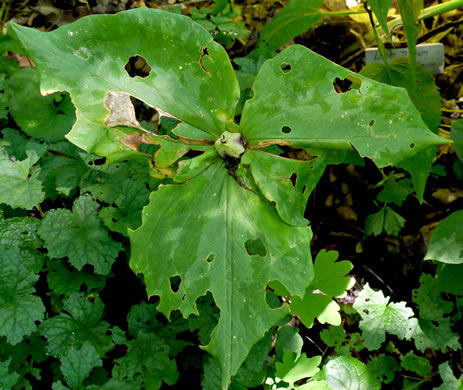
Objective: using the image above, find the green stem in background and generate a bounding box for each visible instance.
[364,0,392,78]
[319,9,367,16]
[442,108,463,113]
[0,0,13,31]
[402,372,438,390]
[364,0,463,41]
[35,204,45,218]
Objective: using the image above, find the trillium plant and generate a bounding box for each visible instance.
[12,8,448,388]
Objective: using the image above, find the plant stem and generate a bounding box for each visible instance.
[319,9,366,16]
[364,0,463,41]
[36,204,45,218]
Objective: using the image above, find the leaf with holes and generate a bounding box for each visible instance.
[11,8,450,388]
[129,151,313,387]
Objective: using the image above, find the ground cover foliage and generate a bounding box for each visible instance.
[0,0,462,389]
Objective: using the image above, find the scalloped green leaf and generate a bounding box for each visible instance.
[275,351,322,389]
[241,45,446,169]
[12,8,239,162]
[353,284,414,350]
[129,153,313,387]
[39,195,122,275]
[0,246,45,345]
[290,250,354,328]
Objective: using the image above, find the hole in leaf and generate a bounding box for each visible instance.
[409,143,415,149]
[289,173,298,188]
[363,309,369,314]
[199,47,211,76]
[281,126,292,134]
[368,119,376,127]
[332,77,354,93]
[205,254,215,263]
[245,238,267,257]
[302,184,307,193]
[125,55,151,78]
[280,62,291,73]
[129,96,160,131]
[169,275,182,293]
[265,285,283,309]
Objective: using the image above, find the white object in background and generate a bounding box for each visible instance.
[365,43,445,74]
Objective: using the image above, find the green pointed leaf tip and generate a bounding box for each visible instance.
[11,8,240,161]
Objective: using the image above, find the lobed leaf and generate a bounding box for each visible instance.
[39,195,122,275]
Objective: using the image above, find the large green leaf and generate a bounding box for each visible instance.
[12,8,239,161]
[129,151,313,387]
[425,210,463,264]
[256,0,323,55]
[240,45,446,168]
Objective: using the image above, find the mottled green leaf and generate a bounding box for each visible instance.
[129,152,313,387]
[242,150,327,225]
[318,356,380,390]
[290,250,354,328]
[39,293,113,357]
[256,0,323,55]
[0,148,45,210]
[39,195,122,275]
[353,284,414,350]
[9,67,75,142]
[112,332,178,389]
[241,45,446,169]
[425,210,463,264]
[60,342,102,389]
[0,246,45,345]
[12,8,239,161]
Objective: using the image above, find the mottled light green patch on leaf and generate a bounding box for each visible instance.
[275,351,322,389]
[367,0,393,40]
[9,67,75,142]
[256,0,323,55]
[111,332,179,389]
[242,150,327,225]
[367,355,400,384]
[0,357,20,389]
[434,362,463,390]
[39,195,122,275]
[353,284,414,350]
[290,250,353,328]
[46,259,107,297]
[400,352,431,377]
[0,246,45,345]
[129,155,313,387]
[318,356,380,390]
[12,8,239,161]
[359,58,441,133]
[39,293,113,357]
[0,147,45,210]
[0,217,42,249]
[425,210,463,264]
[60,342,103,389]
[241,45,446,169]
